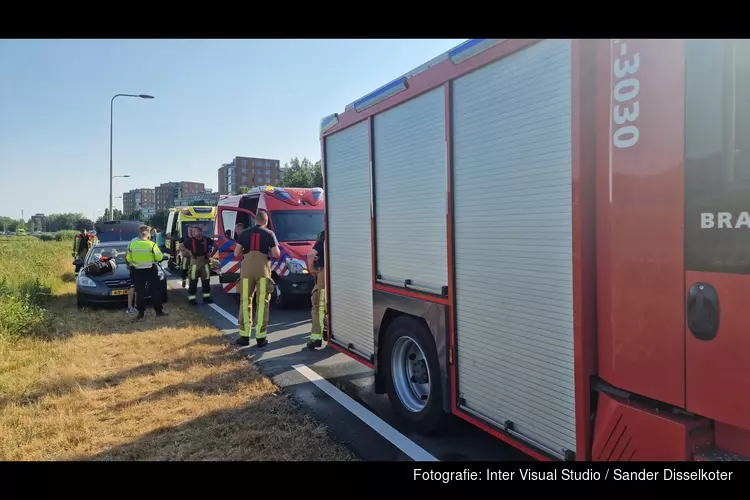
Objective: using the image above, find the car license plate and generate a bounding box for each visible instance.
[109,289,129,296]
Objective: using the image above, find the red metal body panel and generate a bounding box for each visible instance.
[595,39,686,408]
[570,39,598,461]
[444,81,458,417]
[715,422,750,457]
[592,393,711,461]
[685,271,750,431]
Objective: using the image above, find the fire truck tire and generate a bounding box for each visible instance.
[383,315,445,434]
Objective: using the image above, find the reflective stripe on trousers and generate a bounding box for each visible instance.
[238,252,272,339]
[310,269,326,341]
[188,255,211,300]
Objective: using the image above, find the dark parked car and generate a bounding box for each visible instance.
[75,241,169,309]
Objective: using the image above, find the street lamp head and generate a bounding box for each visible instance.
[123,175,130,178]
[138,94,154,99]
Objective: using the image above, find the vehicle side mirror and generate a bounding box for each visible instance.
[161,255,170,262]
[73,258,83,267]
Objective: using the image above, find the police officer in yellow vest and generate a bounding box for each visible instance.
[234,211,280,348]
[306,230,326,350]
[126,225,168,320]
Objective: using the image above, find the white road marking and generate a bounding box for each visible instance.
[208,303,239,326]
[292,364,439,462]
[193,298,437,461]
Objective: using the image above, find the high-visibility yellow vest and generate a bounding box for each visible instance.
[126,238,164,269]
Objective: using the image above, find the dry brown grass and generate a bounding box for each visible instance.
[0,261,355,461]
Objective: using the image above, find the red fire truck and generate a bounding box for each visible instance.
[319,39,750,461]
[214,185,325,308]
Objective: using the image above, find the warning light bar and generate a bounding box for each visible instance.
[321,39,505,130]
[448,39,503,64]
[352,77,409,112]
[320,113,339,136]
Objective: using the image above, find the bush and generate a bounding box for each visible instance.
[55,230,77,242]
[0,238,70,342]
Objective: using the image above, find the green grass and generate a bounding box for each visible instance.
[0,237,354,462]
[0,236,72,342]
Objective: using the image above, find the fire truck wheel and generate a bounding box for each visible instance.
[383,315,445,434]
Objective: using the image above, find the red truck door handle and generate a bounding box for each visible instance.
[686,282,720,341]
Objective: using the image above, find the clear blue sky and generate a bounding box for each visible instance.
[0,39,465,221]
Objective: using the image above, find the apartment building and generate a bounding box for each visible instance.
[122,188,155,215]
[218,156,281,195]
[154,181,205,210]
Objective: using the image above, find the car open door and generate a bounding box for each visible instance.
[215,206,255,295]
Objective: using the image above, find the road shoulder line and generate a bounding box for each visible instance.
[292,363,439,462]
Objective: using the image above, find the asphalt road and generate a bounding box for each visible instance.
[164,270,531,462]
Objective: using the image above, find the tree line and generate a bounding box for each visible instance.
[1,157,323,233]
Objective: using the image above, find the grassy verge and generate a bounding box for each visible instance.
[0,236,354,461]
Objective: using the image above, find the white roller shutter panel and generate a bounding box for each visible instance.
[373,87,448,293]
[452,39,576,456]
[324,121,374,358]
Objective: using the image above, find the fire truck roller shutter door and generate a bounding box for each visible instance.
[324,120,374,359]
[451,39,577,458]
[373,86,448,294]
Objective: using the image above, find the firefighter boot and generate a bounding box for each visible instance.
[235,336,250,347]
[308,273,325,350]
[201,278,212,304]
[307,339,322,350]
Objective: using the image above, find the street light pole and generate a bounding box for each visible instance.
[109,93,155,221]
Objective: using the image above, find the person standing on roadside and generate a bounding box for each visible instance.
[178,226,195,288]
[126,232,143,314]
[305,230,326,350]
[234,211,280,348]
[187,225,214,305]
[72,229,94,274]
[126,225,167,320]
[156,227,167,254]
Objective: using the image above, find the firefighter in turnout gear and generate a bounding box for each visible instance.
[187,225,214,305]
[234,211,280,348]
[178,227,195,288]
[126,225,167,320]
[306,230,326,350]
[72,229,95,274]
